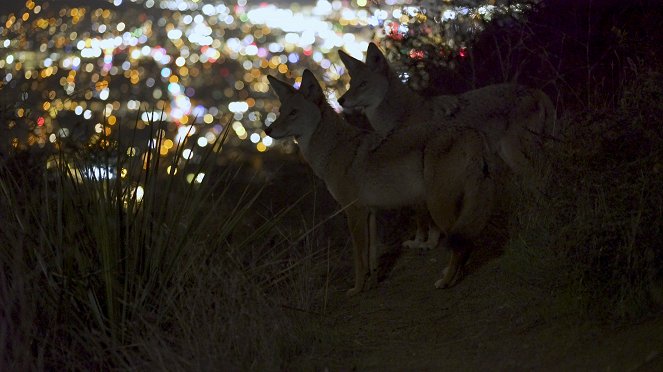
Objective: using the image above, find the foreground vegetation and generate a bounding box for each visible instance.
[503,69,663,321]
[0,122,337,369]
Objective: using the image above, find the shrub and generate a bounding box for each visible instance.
[506,69,663,320]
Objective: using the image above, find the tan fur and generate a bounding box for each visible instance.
[266,70,495,295]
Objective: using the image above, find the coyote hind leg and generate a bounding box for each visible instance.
[435,235,471,289]
[403,207,440,250]
[422,224,441,250]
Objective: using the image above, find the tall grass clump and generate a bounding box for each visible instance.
[505,68,663,321]
[0,113,326,370]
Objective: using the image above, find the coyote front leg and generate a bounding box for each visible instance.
[345,206,376,296]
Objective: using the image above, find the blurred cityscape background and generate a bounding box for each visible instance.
[0,0,526,172]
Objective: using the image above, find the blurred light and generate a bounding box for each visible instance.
[175,125,195,144]
[141,110,167,122]
[205,132,217,144]
[228,101,249,113]
[168,29,182,40]
[133,185,144,202]
[86,165,116,180]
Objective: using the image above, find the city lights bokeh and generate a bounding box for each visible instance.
[0,0,517,167]
[1,0,379,161]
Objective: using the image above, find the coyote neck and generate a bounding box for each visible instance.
[299,104,363,180]
[366,72,422,135]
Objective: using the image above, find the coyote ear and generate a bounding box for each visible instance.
[338,49,364,72]
[299,69,324,104]
[366,42,388,74]
[267,75,295,100]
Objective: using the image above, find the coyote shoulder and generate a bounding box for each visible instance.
[266,70,495,295]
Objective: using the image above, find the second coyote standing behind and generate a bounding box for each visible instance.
[266,70,495,295]
[338,43,557,180]
[338,43,556,250]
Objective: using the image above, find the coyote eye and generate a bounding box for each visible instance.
[358,81,367,88]
[289,109,298,117]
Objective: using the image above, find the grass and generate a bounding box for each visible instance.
[502,68,663,321]
[0,115,343,370]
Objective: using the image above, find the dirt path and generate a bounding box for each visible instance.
[303,243,663,371]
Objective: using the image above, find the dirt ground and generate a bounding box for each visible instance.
[299,235,663,371]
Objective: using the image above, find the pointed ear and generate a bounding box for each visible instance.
[338,49,364,72]
[299,69,324,104]
[366,42,389,74]
[267,75,295,99]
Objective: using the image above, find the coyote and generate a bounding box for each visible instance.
[338,43,556,179]
[338,43,555,249]
[265,70,495,295]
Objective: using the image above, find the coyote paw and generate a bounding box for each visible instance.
[434,266,460,289]
[434,278,450,289]
[402,239,434,250]
[346,286,362,296]
[403,229,440,251]
[435,267,463,289]
[434,267,448,288]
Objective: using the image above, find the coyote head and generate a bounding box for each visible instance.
[265,70,324,141]
[337,43,390,113]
